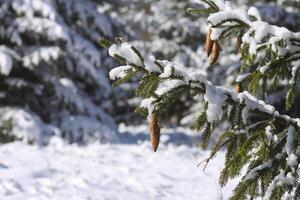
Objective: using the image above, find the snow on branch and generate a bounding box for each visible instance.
[101,1,300,199]
[201,0,300,57]
[102,4,300,195]
[0,49,13,76]
[193,0,300,111]
[109,40,300,126]
[12,0,57,20]
[102,40,300,199]
[23,46,61,69]
[103,40,300,128]
[14,17,69,42]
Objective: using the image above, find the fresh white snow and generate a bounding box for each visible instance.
[204,83,227,123]
[155,80,186,96]
[140,97,156,118]
[109,43,142,66]
[0,51,13,76]
[0,126,238,200]
[109,65,133,80]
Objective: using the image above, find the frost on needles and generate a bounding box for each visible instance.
[102,0,300,199]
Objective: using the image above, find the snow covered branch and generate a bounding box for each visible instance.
[103,38,300,199]
[192,0,300,112]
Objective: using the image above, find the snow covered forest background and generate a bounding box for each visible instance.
[0,0,299,199]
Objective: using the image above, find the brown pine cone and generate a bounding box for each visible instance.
[149,114,160,152]
[205,28,213,57]
[235,83,242,93]
[210,42,220,64]
[236,37,242,53]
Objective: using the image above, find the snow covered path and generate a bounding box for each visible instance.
[0,128,238,200]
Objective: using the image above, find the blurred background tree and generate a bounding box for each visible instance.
[0,0,128,143]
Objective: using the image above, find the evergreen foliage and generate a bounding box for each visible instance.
[103,0,211,125]
[102,0,300,199]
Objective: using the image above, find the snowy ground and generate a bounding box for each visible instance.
[0,126,238,200]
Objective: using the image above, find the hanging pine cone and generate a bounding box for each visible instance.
[235,83,242,93]
[149,114,160,152]
[210,42,220,64]
[205,28,213,57]
[236,36,242,53]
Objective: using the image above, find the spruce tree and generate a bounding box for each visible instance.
[0,0,123,144]
[102,0,300,199]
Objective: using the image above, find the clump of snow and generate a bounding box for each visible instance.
[265,125,274,142]
[0,51,13,76]
[12,0,57,20]
[279,172,295,185]
[238,91,275,124]
[159,61,174,78]
[59,78,76,91]
[109,47,161,73]
[140,97,156,118]
[243,20,300,56]
[259,65,270,74]
[185,71,207,82]
[236,73,251,83]
[286,154,298,167]
[144,55,161,73]
[247,7,262,21]
[245,161,272,181]
[285,126,295,155]
[15,17,68,42]
[208,9,250,40]
[155,79,186,96]
[23,47,61,68]
[109,43,143,66]
[109,65,133,80]
[292,61,300,77]
[204,83,227,123]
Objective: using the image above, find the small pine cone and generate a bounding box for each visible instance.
[236,37,242,53]
[205,28,213,57]
[235,83,241,93]
[210,42,220,64]
[149,114,160,152]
